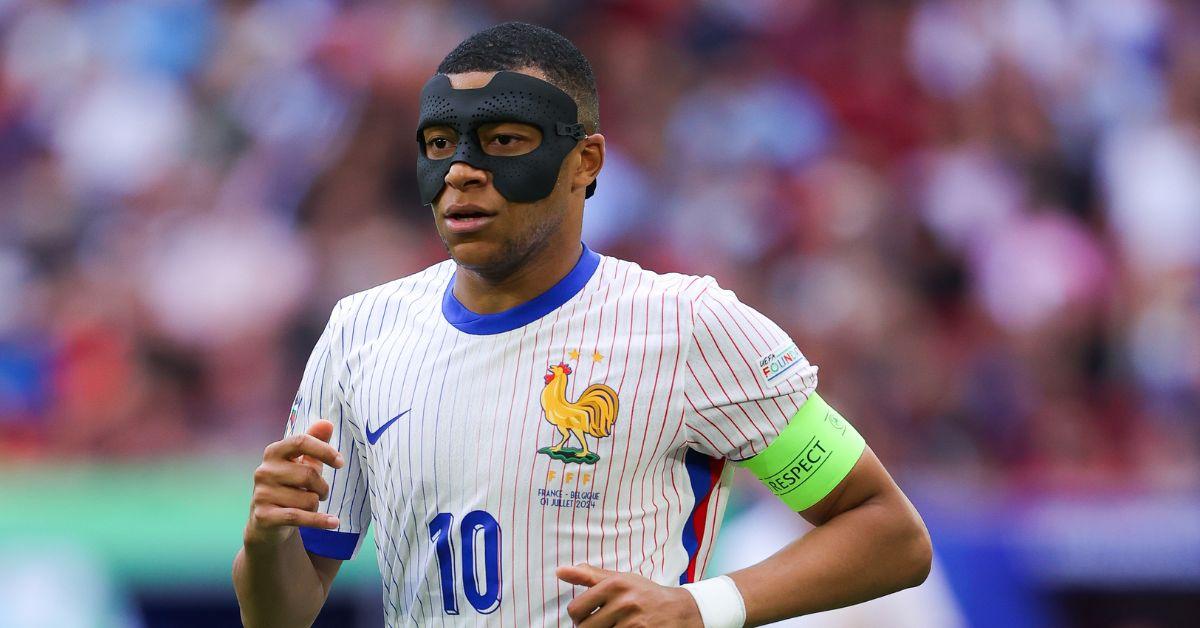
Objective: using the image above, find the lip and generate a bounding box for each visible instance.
[442,203,497,234]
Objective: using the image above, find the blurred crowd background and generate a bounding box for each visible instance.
[1,0,1198,627]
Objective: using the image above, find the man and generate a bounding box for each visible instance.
[233,21,931,628]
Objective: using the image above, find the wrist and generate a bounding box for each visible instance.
[681,575,746,628]
[243,521,295,551]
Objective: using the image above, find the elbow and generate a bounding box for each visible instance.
[874,487,933,591]
[898,516,933,590]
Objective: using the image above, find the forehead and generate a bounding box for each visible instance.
[418,67,578,136]
[444,67,550,89]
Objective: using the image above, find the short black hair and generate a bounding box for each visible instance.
[437,22,599,135]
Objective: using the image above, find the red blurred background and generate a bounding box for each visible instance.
[1,1,1197,627]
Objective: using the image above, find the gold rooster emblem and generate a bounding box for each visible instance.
[537,362,618,465]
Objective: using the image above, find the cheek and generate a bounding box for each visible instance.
[503,205,538,233]
[502,203,556,240]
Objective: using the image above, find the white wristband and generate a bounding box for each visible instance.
[681,575,746,628]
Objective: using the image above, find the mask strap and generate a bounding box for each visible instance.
[556,121,587,140]
[555,122,596,198]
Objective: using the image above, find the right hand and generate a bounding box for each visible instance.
[244,420,345,547]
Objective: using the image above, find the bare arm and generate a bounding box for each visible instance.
[233,420,347,628]
[234,535,343,628]
[558,446,930,627]
[729,446,933,626]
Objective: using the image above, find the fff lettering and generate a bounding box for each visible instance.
[765,439,829,495]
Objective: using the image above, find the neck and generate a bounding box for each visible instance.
[452,235,584,314]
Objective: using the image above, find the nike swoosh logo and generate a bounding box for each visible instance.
[366,409,410,445]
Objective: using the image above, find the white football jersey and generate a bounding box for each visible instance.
[285,244,818,627]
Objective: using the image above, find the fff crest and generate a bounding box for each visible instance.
[537,359,619,465]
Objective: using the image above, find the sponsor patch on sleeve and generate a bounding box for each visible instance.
[757,341,806,387]
[288,398,301,428]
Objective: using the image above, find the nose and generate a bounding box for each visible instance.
[444,161,489,193]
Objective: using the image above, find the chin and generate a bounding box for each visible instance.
[445,238,509,271]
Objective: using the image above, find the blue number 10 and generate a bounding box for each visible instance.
[428,510,502,615]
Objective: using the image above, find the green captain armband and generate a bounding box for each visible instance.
[737,393,866,511]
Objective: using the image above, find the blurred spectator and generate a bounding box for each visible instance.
[0,0,1196,495]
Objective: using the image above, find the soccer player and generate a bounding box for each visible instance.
[233,22,932,628]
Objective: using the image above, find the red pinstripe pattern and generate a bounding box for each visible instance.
[683,366,744,451]
[608,269,645,572]
[690,345,757,445]
[510,317,542,627]
[632,291,668,575]
[713,289,817,398]
[682,396,728,453]
[579,259,616,572]
[681,277,818,461]
[624,272,662,578]
[491,324,527,628]
[702,299,787,438]
[597,263,636,571]
[549,281,586,623]
[651,289,687,578]
[307,260,818,626]
[530,304,567,625]
[712,294,813,402]
[695,314,769,443]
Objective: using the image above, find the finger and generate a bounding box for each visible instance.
[294,451,326,478]
[579,613,617,628]
[256,505,339,530]
[580,589,645,628]
[278,462,331,499]
[306,419,335,443]
[578,599,628,628]
[266,433,344,469]
[255,460,331,499]
[298,420,338,471]
[566,578,620,624]
[557,563,617,588]
[255,485,322,512]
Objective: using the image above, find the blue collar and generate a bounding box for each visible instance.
[441,243,601,335]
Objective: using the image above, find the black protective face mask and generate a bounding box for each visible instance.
[415,70,596,205]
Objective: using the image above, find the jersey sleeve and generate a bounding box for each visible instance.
[681,278,819,461]
[284,299,372,560]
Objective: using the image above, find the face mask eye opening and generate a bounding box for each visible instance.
[477,121,543,158]
[420,126,460,160]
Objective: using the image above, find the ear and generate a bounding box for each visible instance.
[571,133,604,197]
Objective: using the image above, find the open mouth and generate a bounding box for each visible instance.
[443,203,496,233]
[446,209,491,219]
[444,203,495,219]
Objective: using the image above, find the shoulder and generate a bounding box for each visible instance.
[328,258,456,332]
[593,254,726,311]
[593,255,765,344]
[600,254,787,336]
